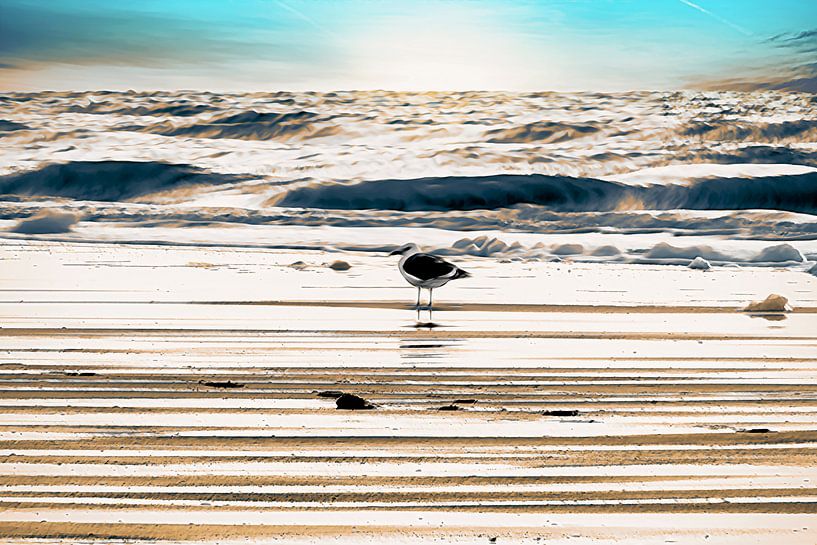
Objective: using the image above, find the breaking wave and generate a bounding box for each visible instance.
[0,161,252,201]
[3,90,817,269]
[682,145,817,168]
[275,172,817,214]
[680,120,817,142]
[275,174,626,211]
[0,120,29,133]
[68,102,218,117]
[125,110,342,141]
[484,121,602,144]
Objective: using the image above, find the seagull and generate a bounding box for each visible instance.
[389,243,470,310]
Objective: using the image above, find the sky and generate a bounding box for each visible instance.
[0,0,816,91]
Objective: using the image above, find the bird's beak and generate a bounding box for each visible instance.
[388,249,401,256]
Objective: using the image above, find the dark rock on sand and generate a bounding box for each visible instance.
[743,428,772,433]
[200,380,244,389]
[543,409,580,417]
[328,260,351,271]
[336,393,374,410]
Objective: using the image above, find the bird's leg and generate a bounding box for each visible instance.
[416,287,421,309]
[428,288,433,314]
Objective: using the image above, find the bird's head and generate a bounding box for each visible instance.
[388,243,419,256]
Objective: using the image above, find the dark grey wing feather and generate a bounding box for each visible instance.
[403,253,458,281]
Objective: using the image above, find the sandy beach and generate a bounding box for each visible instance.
[0,239,815,543]
[3,0,817,539]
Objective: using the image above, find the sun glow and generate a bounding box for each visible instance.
[340,7,541,91]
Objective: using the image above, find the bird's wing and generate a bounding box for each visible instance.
[403,253,459,281]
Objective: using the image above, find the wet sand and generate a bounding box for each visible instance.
[1,240,816,543]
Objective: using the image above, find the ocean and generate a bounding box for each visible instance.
[1,89,816,269]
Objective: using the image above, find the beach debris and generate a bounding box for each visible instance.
[543,409,580,417]
[199,380,244,389]
[453,399,478,404]
[289,261,309,270]
[335,393,374,410]
[328,259,351,271]
[187,261,216,269]
[742,428,772,434]
[742,294,791,313]
[688,256,711,270]
[437,404,461,411]
[64,371,97,377]
[316,390,344,398]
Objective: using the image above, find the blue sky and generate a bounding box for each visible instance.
[1,0,815,91]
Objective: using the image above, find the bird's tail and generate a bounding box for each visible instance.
[454,268,471,279]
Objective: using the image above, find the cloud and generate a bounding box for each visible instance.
[691,24,817,94]
[767,28,817,53]
[0,1,328,69]
[692,62,817,93]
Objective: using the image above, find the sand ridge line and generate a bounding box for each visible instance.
[5,487,816,501]
[6,380,817,389]
[0,518,808,541]
[6,299,817,314]
[0,365,785,375]
[4,450,817,467]
[3,385,816,396]
[1,500,816,514]
[0,328,814,341]
[6,354,817,364]
[4,405,817,415]
[0,474,709,487]
[5,359,817,367]
[3,430,817,446]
